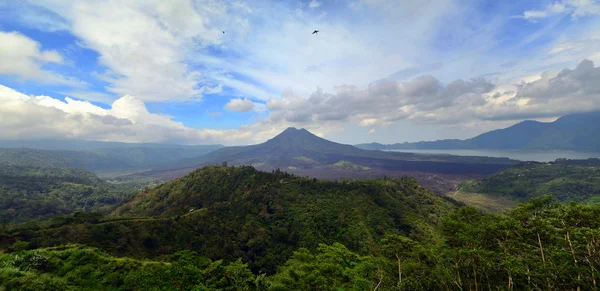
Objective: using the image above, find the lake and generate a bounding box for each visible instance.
[387,149,600,162]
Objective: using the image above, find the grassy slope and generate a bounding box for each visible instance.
[333,160,370,171]
[446,190,518,213]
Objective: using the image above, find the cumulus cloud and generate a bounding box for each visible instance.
[264,76,495,127]
[26,0,243,102]
[1,60,598,145]
[0,31,65,82]
[225,98,255,112]
[259,59,600,131]
[0,84,256,144]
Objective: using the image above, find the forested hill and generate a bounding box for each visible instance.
[3,186,600,290]
[0,164,130,222]
[460,158,600,203]
[357,111,600,151]
[8,165,457,274]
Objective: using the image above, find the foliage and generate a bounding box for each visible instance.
[4,165,456,274]
[0,245,264,291]
[0,164,131,222]
[2,164,599,289]
[460,159,600,203]
[5,198,598,290]
[273,198,600,290]
[269,243,386,290]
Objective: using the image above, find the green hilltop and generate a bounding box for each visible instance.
[0,164,131,223]
[460,158,600,203]
[4,165,457,275]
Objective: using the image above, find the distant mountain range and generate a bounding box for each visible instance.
[0,144,223,173]
[127,127,516,186]
[356,111,600,151]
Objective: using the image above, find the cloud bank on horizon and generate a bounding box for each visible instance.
[0,0,599,145]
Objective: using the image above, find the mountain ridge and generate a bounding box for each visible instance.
[356,111,600,151]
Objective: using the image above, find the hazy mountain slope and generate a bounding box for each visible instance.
[0,148,71,168]
[525,111,600,150]
[459,158,600,203]
[0,164,129,222]
[15,165,457,274]
[357,111,600,151]
[0,145,222,173]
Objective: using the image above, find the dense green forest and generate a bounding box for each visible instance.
[1,165,599,290]
[460,159,600,203]
[0,164,132,223]
[1,197,599,290]
[2,166,456,275]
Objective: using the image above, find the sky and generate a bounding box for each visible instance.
[0,0,599,145]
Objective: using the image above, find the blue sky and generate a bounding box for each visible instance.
[0,0,599,145]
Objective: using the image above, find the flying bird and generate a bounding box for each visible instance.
[223,31,225,34]
[312,30,319,34]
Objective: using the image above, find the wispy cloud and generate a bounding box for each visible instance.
[515,0,600,21]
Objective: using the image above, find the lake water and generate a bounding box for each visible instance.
[387,149,600,162]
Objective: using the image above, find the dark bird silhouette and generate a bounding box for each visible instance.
[312,30,319,34]
[223,31,225,34]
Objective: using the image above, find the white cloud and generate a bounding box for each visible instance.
[309,1,322,9]
[26,0,468,102]
[225,98,254,112]
[520,2,567,20]
[0,31,64,81]
[257,60,600,132]
[0,84,257,144]
[517,0,600,21]
[27,0,237,102]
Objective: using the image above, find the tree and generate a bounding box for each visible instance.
[381,235,417,286]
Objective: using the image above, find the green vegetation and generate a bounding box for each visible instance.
[0,244,266,290]
[5,165,455,275]
[333,160,370,171]
[460,159,600,203]
[2,197,599,290]
[0,164,132,223]
[1,162,599,289]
